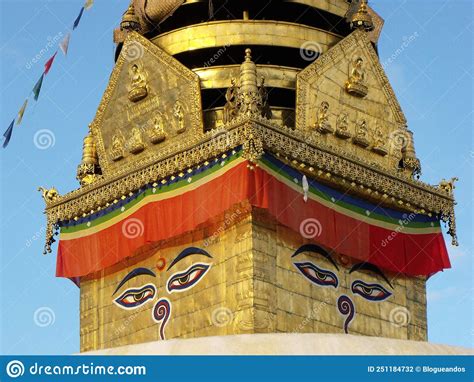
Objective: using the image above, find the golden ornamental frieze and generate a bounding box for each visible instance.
[42,117,457,253]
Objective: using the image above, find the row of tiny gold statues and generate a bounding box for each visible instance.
[314,100,388,156]
[110,103,186,162]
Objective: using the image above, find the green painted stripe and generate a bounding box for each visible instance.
[61,151,242,234]
[259,156,439,230]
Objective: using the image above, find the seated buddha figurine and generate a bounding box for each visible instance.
[353,119,370,147]
[148,114,167,144]
[128,126,145,154]
[173,101,186,134]
[111,132,125,161]
[372,126,388,156]
[345,57,368,97]
[335,112,351,139]
[314,101,333,134]
[128,63,148,102]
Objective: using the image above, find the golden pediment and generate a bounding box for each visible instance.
[296,29,408,173]
[90,32,203,177]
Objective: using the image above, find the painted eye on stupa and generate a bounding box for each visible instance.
[167,263,211,293]
[351,280,392,302]
[114,283,156,309]
[293,262,338,288]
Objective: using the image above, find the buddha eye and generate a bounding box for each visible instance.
[167,263,211,293]
[293,262,338,288]
[351,280,392,301]
[114,283,156,309]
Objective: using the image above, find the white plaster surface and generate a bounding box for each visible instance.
[84,334,473,355]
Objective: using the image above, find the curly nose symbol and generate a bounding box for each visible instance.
[337,295,355,334]
[153,298,171,340]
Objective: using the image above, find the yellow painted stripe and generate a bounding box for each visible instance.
[60,157,246,241]
[258,161,442,235]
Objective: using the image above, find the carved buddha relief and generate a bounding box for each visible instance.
[128,126,145,154]
[353,119,370,147]
[173,101,186,134]
[314,101,333,134]
[372,123,388,156]
[335,111,351,139]
[128,62,148,102]
[111,131,126,161]
[345,56,368,97]
[148,113,167,144]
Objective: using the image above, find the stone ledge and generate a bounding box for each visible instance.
[84,333,473,355]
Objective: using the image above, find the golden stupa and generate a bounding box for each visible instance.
[40,0,460,354]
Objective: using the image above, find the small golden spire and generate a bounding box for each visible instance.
[350,0,374,32]
[120,2,141,32]
[77,125,101,186]
[239,48,258,94]
[401,129,421,178]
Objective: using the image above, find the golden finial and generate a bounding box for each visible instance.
[401,129,421,178]
[350,0,374,32]
[121,2,141,32]
[239,48,258,94]
[245,48,252,62]
[77,124,101,186]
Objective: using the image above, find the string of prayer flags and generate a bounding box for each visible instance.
[3,1,94,148]
[2,120,15,149]
[73,7,85,30]
[32,74,45,101]
[59,33,71,56]
[16,99,28,125]
[44,51,58,75]
[84,0,94,11]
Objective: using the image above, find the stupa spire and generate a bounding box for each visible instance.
[350,0,374,32]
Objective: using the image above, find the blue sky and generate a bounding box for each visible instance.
[0,0,472,354]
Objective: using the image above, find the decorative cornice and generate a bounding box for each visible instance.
[41,117,457,253]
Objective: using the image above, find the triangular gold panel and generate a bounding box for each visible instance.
[90,32,203,176]
[296,29,408,171]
